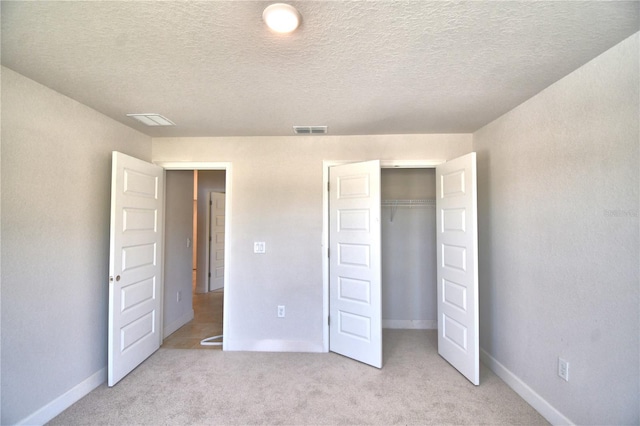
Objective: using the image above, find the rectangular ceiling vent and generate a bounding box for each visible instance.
[126,113,175,126]
[293,125,327,135]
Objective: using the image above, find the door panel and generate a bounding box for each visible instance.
[108,152,164,386]
[329,160,382,368]
[436,152,479,385]
[209,192,225,291]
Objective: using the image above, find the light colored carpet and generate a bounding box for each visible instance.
[49,330,548,425]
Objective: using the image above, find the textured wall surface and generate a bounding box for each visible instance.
[153,134,472,350]
[1,68,151,424]
[474,33,639,424]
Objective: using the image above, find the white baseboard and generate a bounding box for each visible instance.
[163,309,194,338]
[480,348,574,426]
[17,367,106,426]
[225,339,324,352]
[382,319,437,329]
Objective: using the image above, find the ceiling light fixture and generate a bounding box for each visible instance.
[263,3,301,34]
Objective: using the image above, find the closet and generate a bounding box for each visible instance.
[327,154,479,383]
[381,168,436,330]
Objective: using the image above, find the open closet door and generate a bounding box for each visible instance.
[436,152,479,385]
[108,152,164,386]
[329,160,382,368]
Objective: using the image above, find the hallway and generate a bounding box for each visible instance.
[161,290,223,350]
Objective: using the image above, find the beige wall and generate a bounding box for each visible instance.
[473,33,639,424]
[1,67,151,424]
[163,171,195,337]
[153,134,472,350]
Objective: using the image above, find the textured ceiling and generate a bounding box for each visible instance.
[2,1,638,137]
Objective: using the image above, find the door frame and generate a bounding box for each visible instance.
[322,159,445,352]
[155,161,232,351]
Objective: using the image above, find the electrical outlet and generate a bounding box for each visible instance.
[277,305,285,318]
[558,357,569,381]
[254,242,266,254]
[177,291,182,302]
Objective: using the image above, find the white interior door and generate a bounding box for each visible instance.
[108,152,164,386]
[436,152,479,385]
[209,192,225,291]
[329,160,382,368]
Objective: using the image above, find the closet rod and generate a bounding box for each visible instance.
[382,199,435,222]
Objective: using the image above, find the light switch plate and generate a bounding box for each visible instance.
[254,242,266,253]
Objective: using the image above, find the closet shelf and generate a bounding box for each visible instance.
[382,199,435,207]
[382,199,436,222]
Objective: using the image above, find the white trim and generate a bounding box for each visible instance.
[225,339,324,352]
[157,162,232,352]
[154,161,229,170]
[382,319,437,329]
[321,161,334,352]
[380,159,445,168]
[204,191,212,293]
[480,348,574,426]
[323,159,444,353]
[16,368,106,426]
[159,168,166,345]
[163,309,195,338]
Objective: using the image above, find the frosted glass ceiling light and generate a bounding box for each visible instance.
[263,3,301,33]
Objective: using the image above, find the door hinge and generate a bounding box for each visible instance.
[327,181,330,192]
[210,200,213,206]
[208,272,211,278]
[328,316,330,326]
[327,248,330,259]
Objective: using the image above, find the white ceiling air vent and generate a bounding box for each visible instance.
[126,113,175,126]
[293,125,327,135]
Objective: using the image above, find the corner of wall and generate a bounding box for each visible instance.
[472,33,639,425]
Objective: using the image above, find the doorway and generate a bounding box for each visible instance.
[194,171,226,347]
[322,155,479,384]
[161,170,226,349]
[381,168,437,331]
[194,171,226,294]
[320,159,443,352]
[159,162,232,351]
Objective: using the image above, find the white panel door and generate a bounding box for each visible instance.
[209,192,225,291]
[436,152,479,385]
[329,160,382,368]
[108,152,164,386]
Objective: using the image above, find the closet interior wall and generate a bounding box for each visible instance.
[381,168,437,329]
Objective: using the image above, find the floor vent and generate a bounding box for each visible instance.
[293,126,327,135]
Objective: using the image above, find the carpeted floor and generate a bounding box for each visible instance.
[49,330,548,425]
